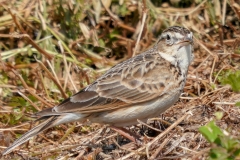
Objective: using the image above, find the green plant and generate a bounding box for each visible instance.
[235,102,240,107]
[218,70,240,92]
[199,121,240,160]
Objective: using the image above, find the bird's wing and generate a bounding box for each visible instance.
[43,50,180,114]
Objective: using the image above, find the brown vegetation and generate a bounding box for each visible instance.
[0,0,240,159]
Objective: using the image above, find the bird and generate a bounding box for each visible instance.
[2,26,194,155]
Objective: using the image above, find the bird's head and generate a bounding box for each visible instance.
[156,26,194,72]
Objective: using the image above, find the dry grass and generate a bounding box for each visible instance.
[0,0,240,159]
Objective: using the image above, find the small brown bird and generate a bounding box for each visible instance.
[3,26,194,155]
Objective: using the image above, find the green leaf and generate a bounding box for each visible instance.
[235,102,240,107]
[209,147,229,160]
[109,29,119,39]
[219,136,238,151]
[215,112,223,120]
[14,112,23,121]
[98,39,105,47]
[219,70,240,92]
[233,149,240,157]
[8,96,27,107]
[199,121,224,143]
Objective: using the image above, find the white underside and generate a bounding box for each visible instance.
[89,89,181,127]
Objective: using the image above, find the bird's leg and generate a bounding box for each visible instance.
[109,126,142,144]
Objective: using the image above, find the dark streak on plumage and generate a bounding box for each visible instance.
[163,26,191,35]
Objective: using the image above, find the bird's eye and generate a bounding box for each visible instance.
[166,34,171,41]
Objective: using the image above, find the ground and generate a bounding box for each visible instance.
[0,0,240,159]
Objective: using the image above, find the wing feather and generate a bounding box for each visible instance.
[97,81,121,91]
[52,51,180,113]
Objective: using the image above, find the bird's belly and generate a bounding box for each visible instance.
[90,90,181,127]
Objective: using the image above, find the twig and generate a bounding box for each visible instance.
[17,91,41,111]
[7,8,53,60]
[209,54,216,83]
[100,0,135,32]
[11,69,52,107]
[35,58,68,99]
[193,37,216,57]
[149,118,183,131]
[191,55,211,73]
[200,86,229,99]
[213,64,227,84]
[163,132,194,155]
[119,111,192,159]
[0,122,30,131]
[212,102,235,105]
[149,132,175,159]
[133,0,148,57]
[147,0,207,16]
[145,112,191,158]
[222,0,227,25]
[112,139,144,154]
[137,119,162,133]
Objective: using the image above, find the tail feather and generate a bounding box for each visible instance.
[2,116,57,155]
[2,113,85,155]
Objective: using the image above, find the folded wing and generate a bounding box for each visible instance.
[52,51,178,114]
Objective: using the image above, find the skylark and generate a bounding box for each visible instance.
[3,26,194,155]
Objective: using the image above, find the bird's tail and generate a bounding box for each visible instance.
[2,113,85,155]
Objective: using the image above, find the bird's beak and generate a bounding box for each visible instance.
[176,37,193,51]
[178,37,193,47]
